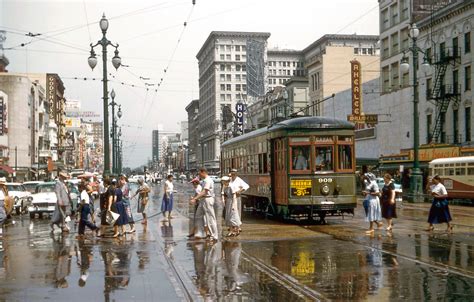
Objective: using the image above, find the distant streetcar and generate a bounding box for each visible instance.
[429,156,474,201]
[221,116,357,222]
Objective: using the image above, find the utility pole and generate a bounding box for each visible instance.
[37,147,40,180]
[14,146,17,181]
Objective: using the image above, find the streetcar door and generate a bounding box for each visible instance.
[273,138,288,205]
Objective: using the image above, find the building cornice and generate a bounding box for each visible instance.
[196,31,271,60]
[302,34,379,55]
[418,1,473,30]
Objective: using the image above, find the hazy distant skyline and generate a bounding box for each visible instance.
[1,0,379,168]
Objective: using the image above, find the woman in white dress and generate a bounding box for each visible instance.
[221,176,241,237]
[363,173,383,234]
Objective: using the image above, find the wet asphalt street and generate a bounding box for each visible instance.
[0,182,473,301]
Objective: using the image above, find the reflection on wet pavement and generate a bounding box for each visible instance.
[1,182,473,301]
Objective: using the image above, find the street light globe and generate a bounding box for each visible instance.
[409,23,419,38]
[400,61,410,73]
[421,60,431,73]
[117,107,122,119]
[88,52,97,70]
[100,13,109,32]
[110,89,116,99]
[112,50,121,70]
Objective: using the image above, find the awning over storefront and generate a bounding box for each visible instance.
[0,165,14,174]
[378,162,429,171]
[356,157,379,167]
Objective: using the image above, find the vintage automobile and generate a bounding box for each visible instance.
[6,182,31,215]
[27,182,57,219]
[23,181,44,194]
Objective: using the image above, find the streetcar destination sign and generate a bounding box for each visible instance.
[290,179,312,196]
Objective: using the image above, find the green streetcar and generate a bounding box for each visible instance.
[221,116,357,223]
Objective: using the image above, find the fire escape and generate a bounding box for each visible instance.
[427,46,461,143]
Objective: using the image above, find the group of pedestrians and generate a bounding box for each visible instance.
[363,172,453,234]
[49,171,150,239]
[187,168,249,242]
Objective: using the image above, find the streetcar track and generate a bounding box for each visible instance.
[304,223,474,280]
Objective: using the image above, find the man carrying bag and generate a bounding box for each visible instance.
[51,172,72,233]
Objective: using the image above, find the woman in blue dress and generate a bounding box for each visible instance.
[426,175,453,232]
[363,173,383,234]
[113,179,129,237]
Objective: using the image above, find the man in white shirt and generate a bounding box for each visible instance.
[191,168,218,241]
[229,169,249,219]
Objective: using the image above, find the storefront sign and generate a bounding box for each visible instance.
[347,114,378,124]
[290,179,312,196]
[351,60,361,116]
[410,146,460,162]
[0,97,5,135]
[65,117,81,129]
[235,102,246,134]
[46,74,57,116]
[65,111,100,118]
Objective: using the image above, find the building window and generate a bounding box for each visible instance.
[382,66,390,92]
[453,109,459,144]
[466,107,472,142]
[242,45,246,51]
[235,45,240,51]
[220,64,225,71]
[226,74,231,81]
[354,47,359,54]
[391,3,398,26]
[226,84,231,91]
[427,114,432,142]
[226,54,231,60]
[235,84,241,91]
[401,28,409,51]
[235,54,240,61]
[220,54,225,60]
[243,74,247,81]
[220,74,225,81]
[465,65,471,91]
[465,32,471,53]
[426,78,432,97]
[453,37,459,57]
[453,69,459,94]
[440,112,446,143]
[220,84,226,91]
[236,74,241,81]
[242,65,246,71]
[226,45,231,51]
[220,94,225,101]
[243,84,247,92]
[402,70,409,87]
[382,37,389,59]
[226,64,231,71]
[391,32,399,55]
[236,64,241,71]
[381,8,389,31]
[401,0,409,20]
[219,45,225,51]
[391,62,399,87]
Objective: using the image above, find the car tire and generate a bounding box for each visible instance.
[29,212,35,219]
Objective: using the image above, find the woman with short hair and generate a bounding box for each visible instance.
[426,175,453,232]
[381,173,397,231]
[162,175,174,222]
[363,172,383,234]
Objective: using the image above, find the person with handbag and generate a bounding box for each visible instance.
[426,175,453,232]
[363,173,383,235]
[120,175,136,233]
[50,172,72,233]
[97,178,115,237]
[132,178,150,225]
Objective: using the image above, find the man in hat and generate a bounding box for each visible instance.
[229,169,249,220]
[51,171,71,233]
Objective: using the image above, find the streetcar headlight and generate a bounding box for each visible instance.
[321,185,330,196]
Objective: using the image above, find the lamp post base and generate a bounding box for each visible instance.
[408,169,424,203]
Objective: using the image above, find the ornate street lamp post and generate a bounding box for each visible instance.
[400,23,431,202]
[109,90,119,174]
[87,13,122,176]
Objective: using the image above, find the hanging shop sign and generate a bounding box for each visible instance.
[46,74,57,116]
[235,102,246,134]
[347,60,378,126]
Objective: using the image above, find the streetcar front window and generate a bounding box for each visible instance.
[338,145,353,170]
[291,146,310,171]
[315,146,333,172]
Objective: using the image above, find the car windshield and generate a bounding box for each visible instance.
[36,184,55,193]
[7,185,23,192]
[24,184,39,192]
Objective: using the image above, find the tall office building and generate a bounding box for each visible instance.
[196,31,270,171]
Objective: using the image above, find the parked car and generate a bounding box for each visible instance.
[27,182,57,219]
[23,181,44,194]
[6,182,31,215]
[375,177,403,203]
[209,175,221,183]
